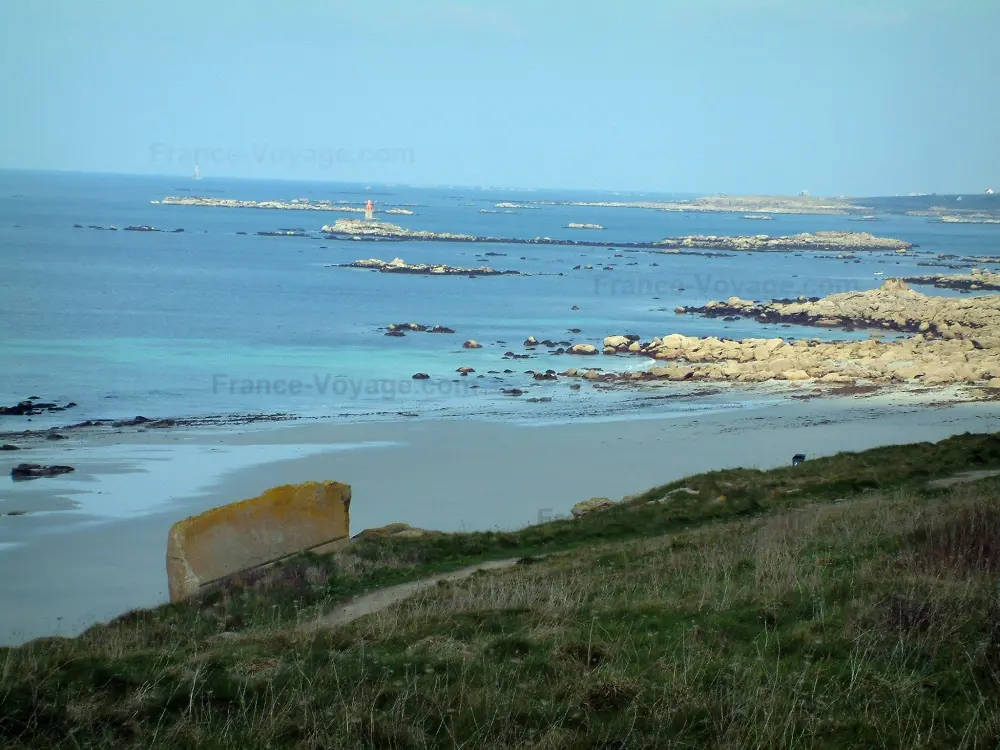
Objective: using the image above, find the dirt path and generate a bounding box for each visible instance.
[302,558,526,632]
[927,470,1000,489]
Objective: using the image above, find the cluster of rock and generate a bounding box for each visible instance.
[570,486,703,518]
[323,219,476,241]
[125,225,173,232]
[678,280,1000,339]
[383,323,456,336]
[904,269,1000,292]
[571,331,1000,388]
[566,223,604,230]
[321,219,741,251]
[343,257,519,276]
[1,398,77,416]
[653,231,912,253]
[933,215,1000,225]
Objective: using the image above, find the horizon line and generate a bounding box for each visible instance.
[0,166,991,200]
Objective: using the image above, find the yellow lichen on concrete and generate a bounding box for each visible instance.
[166,481,351,602]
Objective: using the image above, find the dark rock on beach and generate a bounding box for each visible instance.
[11,463,75,479]
[0,399,77,416]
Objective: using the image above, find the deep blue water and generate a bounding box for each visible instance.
[2,170,999,426]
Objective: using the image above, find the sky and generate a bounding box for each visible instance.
[1,0,998,196]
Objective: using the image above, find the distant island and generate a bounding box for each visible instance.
[155,192,1000,222]
[534,194,862,215]
[157,196,414,215]
[337,257,519,276]
[652,231,913,253]
[321,219,913,253]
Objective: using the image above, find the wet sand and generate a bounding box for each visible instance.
[3,393,1000,645]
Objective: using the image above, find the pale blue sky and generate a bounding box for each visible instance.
[2,0,998,195]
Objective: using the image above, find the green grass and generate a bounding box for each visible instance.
[4,431,1000,748]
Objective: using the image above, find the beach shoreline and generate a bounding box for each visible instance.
[3,389,1000,645]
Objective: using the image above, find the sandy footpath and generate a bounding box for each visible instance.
[2,392,1000,645]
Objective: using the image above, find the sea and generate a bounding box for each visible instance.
[2,169,999,429]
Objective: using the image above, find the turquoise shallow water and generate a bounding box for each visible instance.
[2,170,999,426]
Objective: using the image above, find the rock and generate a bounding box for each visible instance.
[568,344,599,355]
[603,335,630,349]
[167,481,351,602]
[780,370,812,381]
[988,378,1000,389]
[45,433,66,441]
[570,497,619,518]
[654,231,913,253]
[880,278,910,293]
[463,340,482,349]
[0,444,20,451]
[11,463,75,479]
[0,399,72,416]
[344,255,518,276]
[412,373,430,380]
[428,325,455,334]
[351,522,444,541]
[456,367,475,374]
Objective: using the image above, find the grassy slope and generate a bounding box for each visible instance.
[4,432,1000,748]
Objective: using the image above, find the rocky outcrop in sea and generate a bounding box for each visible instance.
[321,219,910,254]
[341,257,519,276]
[572,281,1000,390]
[653,231,913,252]
[903,269,1000,292]
[676,280,1000,338]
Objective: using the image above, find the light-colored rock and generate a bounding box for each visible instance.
[780,369,812,381]
[571,497,618,518]
[351,522,444,541]
[166,481,351,602]
[462,340,482,349]
[568,343,599,355]
[603,335,630,349]
[879,278,910,293]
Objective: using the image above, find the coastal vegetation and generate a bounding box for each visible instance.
[4,432,1000,747]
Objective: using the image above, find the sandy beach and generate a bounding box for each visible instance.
[2,389,1000,645]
